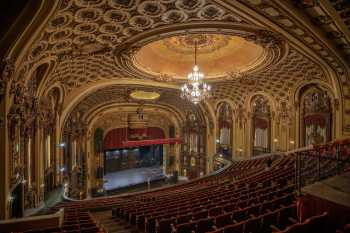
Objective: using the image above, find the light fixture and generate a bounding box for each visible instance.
[58,142,66,148]
[181,40,211,104]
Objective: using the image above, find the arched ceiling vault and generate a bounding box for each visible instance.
[87,105,183,137]
[63,84,208,134]
[4,0,350,132]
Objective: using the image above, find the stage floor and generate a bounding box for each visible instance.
[103,166,165,191]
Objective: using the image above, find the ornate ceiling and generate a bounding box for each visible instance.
[68,84,205,123]
[5,0,350,131]
[130,90,160,100]
[133,34,265,79]
[91,110,174,135]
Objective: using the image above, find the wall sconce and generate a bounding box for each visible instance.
[273,138,278,143]
[216,139,220,144]
[290,140,295,145]
[8,196,14,203]
[7,195,14,210]
[58,142,66,148]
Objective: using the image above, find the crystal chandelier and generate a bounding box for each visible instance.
[181,41,211,104]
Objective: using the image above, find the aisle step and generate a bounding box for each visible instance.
[91,210,139,233]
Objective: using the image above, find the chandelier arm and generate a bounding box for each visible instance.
[195,40,197,66]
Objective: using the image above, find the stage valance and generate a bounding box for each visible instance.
[103,127,167,150]
[122,138,182,147]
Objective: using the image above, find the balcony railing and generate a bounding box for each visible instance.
[290,139,350,194]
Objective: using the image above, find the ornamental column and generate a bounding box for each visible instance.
[0,80,9,219]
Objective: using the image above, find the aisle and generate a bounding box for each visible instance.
[91,210,138,233]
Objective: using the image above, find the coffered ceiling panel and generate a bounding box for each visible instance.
[14,0,349,129]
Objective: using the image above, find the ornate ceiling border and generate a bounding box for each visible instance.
[113,22,288,83]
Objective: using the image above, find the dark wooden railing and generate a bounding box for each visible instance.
[289,139,350,195]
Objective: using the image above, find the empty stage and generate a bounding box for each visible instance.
[103,166,165,191]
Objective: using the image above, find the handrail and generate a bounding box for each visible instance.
[290,139,350,195]
[0,208,64,233]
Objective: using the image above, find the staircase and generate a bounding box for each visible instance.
[91,210,138,233]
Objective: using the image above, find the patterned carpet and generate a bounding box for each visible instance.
[91,210,139,233]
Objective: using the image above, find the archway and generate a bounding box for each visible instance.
[216,102,233,159]
[251,95,272,156]
[300,85,333,146]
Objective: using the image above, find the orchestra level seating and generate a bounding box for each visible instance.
[3,139,350,233]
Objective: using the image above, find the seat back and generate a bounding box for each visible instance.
[232,208,247,222]
[209,207,222,217]
[262,210,279,232]
[157,217,176,233]
[193,210,208,220]
[223,222,244,233]
[305,212,328,233]
[196,217,214,233]
[215,212,232,228]
[282,222,308,233]
[177,213,192,224]
[245,216,262,233]
[177,222,196,233]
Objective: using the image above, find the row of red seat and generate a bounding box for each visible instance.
[108,155,296,233]
[23,210,104,233]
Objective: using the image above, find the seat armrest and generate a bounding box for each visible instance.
[171,223,177,233]
[270,224,281,232]
[288,217,298,224]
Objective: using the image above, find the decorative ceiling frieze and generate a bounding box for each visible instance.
[233,0,349,73]
[66,84,205,124]
[11,0,350,131]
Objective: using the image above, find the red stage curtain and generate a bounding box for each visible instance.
[103,127,165,150]
[147,127,165,139]
[103,128,128,150]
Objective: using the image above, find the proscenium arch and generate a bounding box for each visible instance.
[59,79,183,128]
[85,103,185,134]
[88,106,182,138]
[82,101,187,125]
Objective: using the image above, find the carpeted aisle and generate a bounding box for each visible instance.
[91,210,139,233]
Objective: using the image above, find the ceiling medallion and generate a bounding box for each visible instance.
[181,41,211,104]
[130,90,160,100]
[163,34,230,55]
